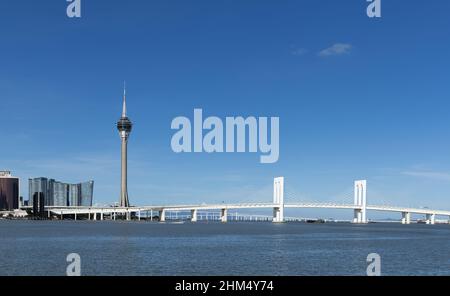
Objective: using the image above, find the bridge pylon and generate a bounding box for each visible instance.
[273,177,285,223]
[353,180,367,224]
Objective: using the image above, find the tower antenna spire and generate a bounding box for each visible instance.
[122,81,127,117]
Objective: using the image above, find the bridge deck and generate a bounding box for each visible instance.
[21,203,450,217]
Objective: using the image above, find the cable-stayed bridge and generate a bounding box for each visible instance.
[23,177,450,224]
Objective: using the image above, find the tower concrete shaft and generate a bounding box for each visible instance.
[120,135,130,207]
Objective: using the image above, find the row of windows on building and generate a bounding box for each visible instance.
[28,178,94,207]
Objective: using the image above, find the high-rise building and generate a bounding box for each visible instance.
[29,178,49,206]
[53,181,67,207]
[117,83,133,207]
[0,171,19,211]
[28,178,94,207]
[68,183,79,206]
[80,181,94,206]
[32,192,45,218]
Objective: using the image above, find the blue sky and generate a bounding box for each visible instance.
[1,0,450,219]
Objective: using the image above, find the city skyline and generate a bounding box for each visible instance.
[2,1,450,218]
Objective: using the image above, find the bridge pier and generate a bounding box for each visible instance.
[272,177,285,223]
[93,212,97,221]
[353,180,367,224]
[221,209,228,223]
[401,212,411,224]
[353,209,363,224]
[100,211,103,221]
[273,207,283,223]
[159,210,166,222]
[191,209,198,222]
[426,214,436,225]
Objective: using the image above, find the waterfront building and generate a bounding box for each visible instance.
[32,192,45,218]
[28,178,94,207]
[53,181,67,206]
[0,171,19,210]
[80,181,94,206]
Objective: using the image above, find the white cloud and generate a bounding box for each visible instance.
[318,43,352,57]
[402,170,450,182]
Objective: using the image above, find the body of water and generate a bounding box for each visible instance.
[0,221,449,276]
